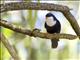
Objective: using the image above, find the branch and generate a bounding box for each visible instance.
[0,2,80,39]
[0,20,79,40]
[0,2,70,13]
[63,11,80,37]
[0,33,20,60]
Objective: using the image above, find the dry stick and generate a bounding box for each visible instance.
[0,20,78,40]
[0,2,80,39]
[0,33,20,60]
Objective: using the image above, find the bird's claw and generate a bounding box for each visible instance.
[33,28,41,32]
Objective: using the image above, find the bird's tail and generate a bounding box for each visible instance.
[51,39,59,48]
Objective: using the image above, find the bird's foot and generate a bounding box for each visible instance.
[33,28,41,32]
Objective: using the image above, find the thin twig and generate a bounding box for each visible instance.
[0,33,20,60]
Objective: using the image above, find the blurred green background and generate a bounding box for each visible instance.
[0,0,80,60]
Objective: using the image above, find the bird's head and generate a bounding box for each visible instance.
[45,13,57,26]
[46,13,57,21]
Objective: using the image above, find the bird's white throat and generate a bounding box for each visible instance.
[46,17,56,26]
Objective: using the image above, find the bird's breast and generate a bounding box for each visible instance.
[45,21,61,33]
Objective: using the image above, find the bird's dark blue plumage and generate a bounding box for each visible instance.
[45,13,61,48]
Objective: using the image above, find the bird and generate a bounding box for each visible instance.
[45,13,61,48]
